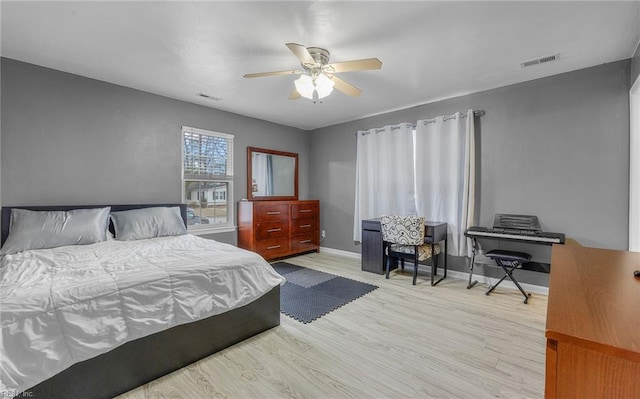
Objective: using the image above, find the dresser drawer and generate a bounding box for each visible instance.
[255,238,290,259]
[291,218,318,235]
[291,232,319,252]
[292,203,318,219]
[255,221,289,240]
[254,203,290,222]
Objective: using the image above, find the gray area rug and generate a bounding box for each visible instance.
[272,262,378,324]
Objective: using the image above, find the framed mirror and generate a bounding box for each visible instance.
[247,147,298,201]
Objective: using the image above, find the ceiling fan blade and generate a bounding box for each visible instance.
[285,43,316,66]
[324,58,382,74]
[243,69,302,78]
[288,90,301,100]
[327,74,362,97]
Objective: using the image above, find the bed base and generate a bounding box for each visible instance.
[20,285,280,399]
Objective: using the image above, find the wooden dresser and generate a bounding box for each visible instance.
[545,244,640,398]
[237,200,320,260]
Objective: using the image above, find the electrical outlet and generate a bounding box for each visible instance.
[321,230,326,239]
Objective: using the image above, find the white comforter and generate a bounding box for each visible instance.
[0,234,284,394]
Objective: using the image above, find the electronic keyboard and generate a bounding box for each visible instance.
[464,226,565,244]
[464,214,564,289]
[465,213,565,245]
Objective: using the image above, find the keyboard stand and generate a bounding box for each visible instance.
[467,236,479,289]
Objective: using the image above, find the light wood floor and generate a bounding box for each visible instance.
[119,252,547,399]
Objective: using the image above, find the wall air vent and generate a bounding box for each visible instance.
[196,92,221,101]
[520,53,560,68]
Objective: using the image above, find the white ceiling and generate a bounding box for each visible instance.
[2,1,640,130]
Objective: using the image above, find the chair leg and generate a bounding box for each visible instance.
[413,252,418,285]
[432,244,437,276]
[504,263,532,304]
[486,273,509,295]
[431,250,448,286]
[485,260,531,303]
[400,258,405,270]
[510,274,532,304]
[385,254,392,280]
[431,253,436,286]
[443,252,448,279]
[444,239,448,276]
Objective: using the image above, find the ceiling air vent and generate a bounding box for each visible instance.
[520,53,560,68]
[196,92,221,101]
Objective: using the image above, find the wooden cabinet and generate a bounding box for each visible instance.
[545,245,640,398]
[238,200,320,260]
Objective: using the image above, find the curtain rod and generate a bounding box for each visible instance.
[355,109,486,136]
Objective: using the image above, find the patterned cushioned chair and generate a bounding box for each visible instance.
[380,215,442,285]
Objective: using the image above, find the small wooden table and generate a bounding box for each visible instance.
[545,244,640,398]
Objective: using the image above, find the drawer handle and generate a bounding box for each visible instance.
[267,228,282,233]
[266,245,281,250]
[300,209,312,213]
[299,239,312,244]
[266,211,281,215]
[299,224,311,228]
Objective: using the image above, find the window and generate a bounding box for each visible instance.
[182,126,234,231]
[353,113,475,257]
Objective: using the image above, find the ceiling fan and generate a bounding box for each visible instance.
[243,43,382,101]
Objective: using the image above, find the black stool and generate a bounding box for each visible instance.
[485,249,532,304]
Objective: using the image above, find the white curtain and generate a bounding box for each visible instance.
[353,110,476,257]
[353,123,416,241]
[415,110,475,256]
[252,153,270,197]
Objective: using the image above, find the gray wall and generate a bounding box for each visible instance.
[0,56,2,216]
[310,60,630,284]
[1,57,633,285]
[631,40,640,87]
[1,58,310,244]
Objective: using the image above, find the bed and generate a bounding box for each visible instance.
[0,204,283,399]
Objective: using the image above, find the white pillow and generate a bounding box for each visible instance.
[110,207,186,241]
[1,207,111,255]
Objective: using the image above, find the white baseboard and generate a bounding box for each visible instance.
[319,246,548,295]
[319,246,361,259]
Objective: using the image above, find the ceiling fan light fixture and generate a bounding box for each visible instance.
[294,73,335,100]
[315,73,335,99]
[294,74,315,99]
